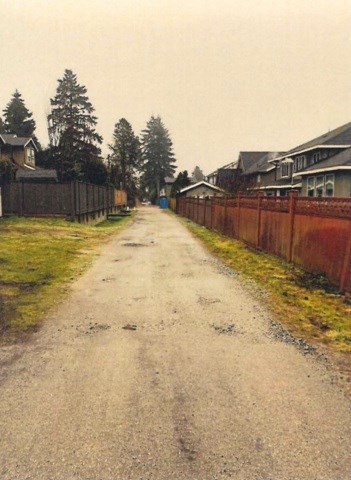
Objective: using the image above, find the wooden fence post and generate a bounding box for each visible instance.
[237,193,241,240]
[197,197,200,224]
[340,220,351,293]
[86,183,89,213]
[287,190,298,262]
[223,196,228,235]
[256,193,263,249]
[210,198,214,230]
[203,198,207,226]
[70,181,76,219]
[20,181,25,216]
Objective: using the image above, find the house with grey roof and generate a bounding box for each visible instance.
[0,133,57,182]
[206,152,281,195]
[241,151,286,195]
[268,121,351,197]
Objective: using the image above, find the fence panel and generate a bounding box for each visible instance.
[1,181,126,219]
[175,195,351,293]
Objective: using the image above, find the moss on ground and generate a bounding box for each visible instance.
[0,214,133,337]
[176,215,351,353]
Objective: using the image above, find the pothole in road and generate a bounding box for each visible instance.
[77,323,111,335]
[178,437,197,462]
[198,296,221,305]
[123,242,147,248]
[211,323,237,335]
[122,324,137,331]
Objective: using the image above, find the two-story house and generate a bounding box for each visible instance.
[269,121,351,197]
[0,133,57,182]
[0,133,37,172]
[241,151,284,195]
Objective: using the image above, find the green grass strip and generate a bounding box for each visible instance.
[0,214,133,337]
[176,214,351,353]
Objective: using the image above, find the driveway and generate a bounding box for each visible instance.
[0,207,350,480]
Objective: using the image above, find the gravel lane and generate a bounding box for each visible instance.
[0,207,350,480]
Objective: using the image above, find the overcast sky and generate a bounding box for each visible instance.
[1,0,351,174]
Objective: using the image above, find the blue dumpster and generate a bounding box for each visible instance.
[159,196,169,209]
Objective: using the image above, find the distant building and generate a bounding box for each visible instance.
[268,121,351,197]
[178,181,224,198]
[0,133,57,182]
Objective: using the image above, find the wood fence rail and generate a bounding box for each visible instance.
[173,193,351,293]
[1,181,127,222]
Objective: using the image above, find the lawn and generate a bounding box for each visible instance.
[177,215,351,353]
[0,214,133,338]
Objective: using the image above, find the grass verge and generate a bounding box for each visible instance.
[0,213,134,339]
[175,214,351,353]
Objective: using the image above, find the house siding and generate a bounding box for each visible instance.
[301,171,351,197]
[1,149,26,167]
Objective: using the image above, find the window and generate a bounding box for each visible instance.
[325,174,335,197]
[316,176,324,197]
[281,163,291,178]
[294,155,306,172]
[307,177,315,197]
[26,147,35,164]
[307,174,335,197]
[311,151,321,164]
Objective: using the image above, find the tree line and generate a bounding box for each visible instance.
[0,69,176,202]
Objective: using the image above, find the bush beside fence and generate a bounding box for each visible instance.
[174,194,351,293]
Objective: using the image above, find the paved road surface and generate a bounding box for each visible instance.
[0,207,350,480]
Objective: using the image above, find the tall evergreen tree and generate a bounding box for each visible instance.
[47,69,105,183]
[2,90,36,137]
[171,170,191,197]
[108,118,141,199]
[192,165,204,182]
[0,117,5,133]
[141,116,176,198]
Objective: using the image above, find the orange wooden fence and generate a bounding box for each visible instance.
[174,193,351,293]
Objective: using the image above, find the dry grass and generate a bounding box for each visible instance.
[0,214,133,338]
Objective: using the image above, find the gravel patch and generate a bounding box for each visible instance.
[268,321,316,355]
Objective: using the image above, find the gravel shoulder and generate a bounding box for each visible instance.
[0,207,350,480]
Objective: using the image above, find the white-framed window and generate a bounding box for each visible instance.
[281,163,291,178]
[26,147,35,164]
[316,175,324,197]
[311,151,321,164]
[307,174,335,197]
[307,177,315,197]
[325,174,335,197]
[294,155,306,172]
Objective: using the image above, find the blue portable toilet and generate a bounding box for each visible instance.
[159,196,169,209]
